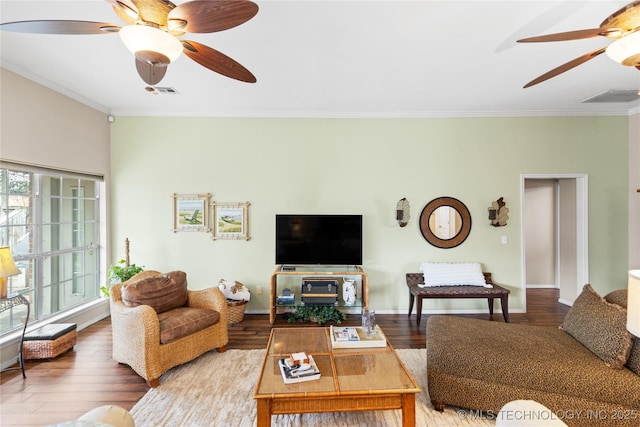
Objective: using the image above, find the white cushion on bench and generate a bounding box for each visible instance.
[419,262,491,288]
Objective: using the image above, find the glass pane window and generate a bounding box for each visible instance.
[0,167,102,336]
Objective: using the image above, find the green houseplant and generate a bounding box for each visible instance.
[287,305,347,325]
[101,259,144,297]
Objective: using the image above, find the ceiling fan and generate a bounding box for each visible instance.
[517,0,640,88]
[0,0,258,86]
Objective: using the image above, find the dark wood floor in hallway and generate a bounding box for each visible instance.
[0,288,568,426]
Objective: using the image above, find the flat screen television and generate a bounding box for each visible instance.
[275,214,363,265]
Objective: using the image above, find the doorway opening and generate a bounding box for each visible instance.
[521,174,588,309]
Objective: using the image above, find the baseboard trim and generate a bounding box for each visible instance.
[244,308,526,315]
[558,298,574,307]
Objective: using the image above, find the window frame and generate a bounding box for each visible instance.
[0,163,104,336]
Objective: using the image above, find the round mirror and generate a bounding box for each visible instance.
[419,197,472,249]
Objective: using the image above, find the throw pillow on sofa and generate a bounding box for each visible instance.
[604,289,640,376]
[561,284,633,369]
[121,270,188,314]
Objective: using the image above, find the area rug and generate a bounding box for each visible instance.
[130,349,494,426]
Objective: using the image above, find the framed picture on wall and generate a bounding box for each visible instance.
[172,193,211,232]
[211,201,250,240]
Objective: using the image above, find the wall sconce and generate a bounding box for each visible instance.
[488,197,509,227]
[396,197,410,227]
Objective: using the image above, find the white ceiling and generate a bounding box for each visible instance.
[1,0,640,117]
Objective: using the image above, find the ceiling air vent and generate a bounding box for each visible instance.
[145,86,181,95]
[582,89,640,103]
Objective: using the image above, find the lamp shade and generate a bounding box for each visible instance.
[606,31,640,66]
[628,270,640,337]
[119,25,183,63]
[0,247,20,278]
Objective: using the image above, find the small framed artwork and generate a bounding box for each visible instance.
[212,201,250,240]
[172,193,211,232]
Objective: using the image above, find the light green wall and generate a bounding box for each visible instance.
[110,116,629,313]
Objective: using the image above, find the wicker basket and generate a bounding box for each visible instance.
[23,324,77,360]
[227,299,248,324]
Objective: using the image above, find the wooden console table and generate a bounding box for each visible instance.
[270,265,368,325]
[405,272,509,326]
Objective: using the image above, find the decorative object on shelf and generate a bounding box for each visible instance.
[0,246,21,299]
[628,270,640,336]
[172,193,211,232]
[342,278,357,305]
[211,201,250,240]
[301,277,339,305]
[102,238,144,297]
[419,197,472,249]
[286,305,347,325]
[277,293,295,305]
[396,197,410,227]
[488,197,509,227]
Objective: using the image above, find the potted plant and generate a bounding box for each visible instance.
[287,305,347,325]
[101,259,144,297]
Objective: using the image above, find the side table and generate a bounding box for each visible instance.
[0,293,30,378]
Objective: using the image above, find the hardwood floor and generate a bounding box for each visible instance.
[1,288,568,426]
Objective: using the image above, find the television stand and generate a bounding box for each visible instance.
[269,265,368,325]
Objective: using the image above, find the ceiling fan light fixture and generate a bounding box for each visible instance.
[606,31,640,66]
[119,25,183,63]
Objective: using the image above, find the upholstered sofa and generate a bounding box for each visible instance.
[110,270,228,387]
[426,284,640,427]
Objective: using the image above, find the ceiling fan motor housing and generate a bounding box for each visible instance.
[135,50,169,85]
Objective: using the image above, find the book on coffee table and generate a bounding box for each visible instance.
[279,355,321,384]
[330,325,387,349]
[332,327,360,342]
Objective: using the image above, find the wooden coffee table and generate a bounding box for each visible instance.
[253,327,420,427]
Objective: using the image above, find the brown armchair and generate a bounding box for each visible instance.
[110,270,228,387]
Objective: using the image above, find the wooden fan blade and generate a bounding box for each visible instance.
[524,47,606,88]
[135,51,170,85]
[601,0,640,31]
[182,40,256,82]
[168,0,258,33]
[0,20,120,34]
[517,28,614,43]
[131,0,176,27]
[105,0,139,26]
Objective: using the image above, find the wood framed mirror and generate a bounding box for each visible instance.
[419,197,472,249]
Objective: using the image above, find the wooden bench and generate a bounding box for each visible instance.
[405,272,509,326]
